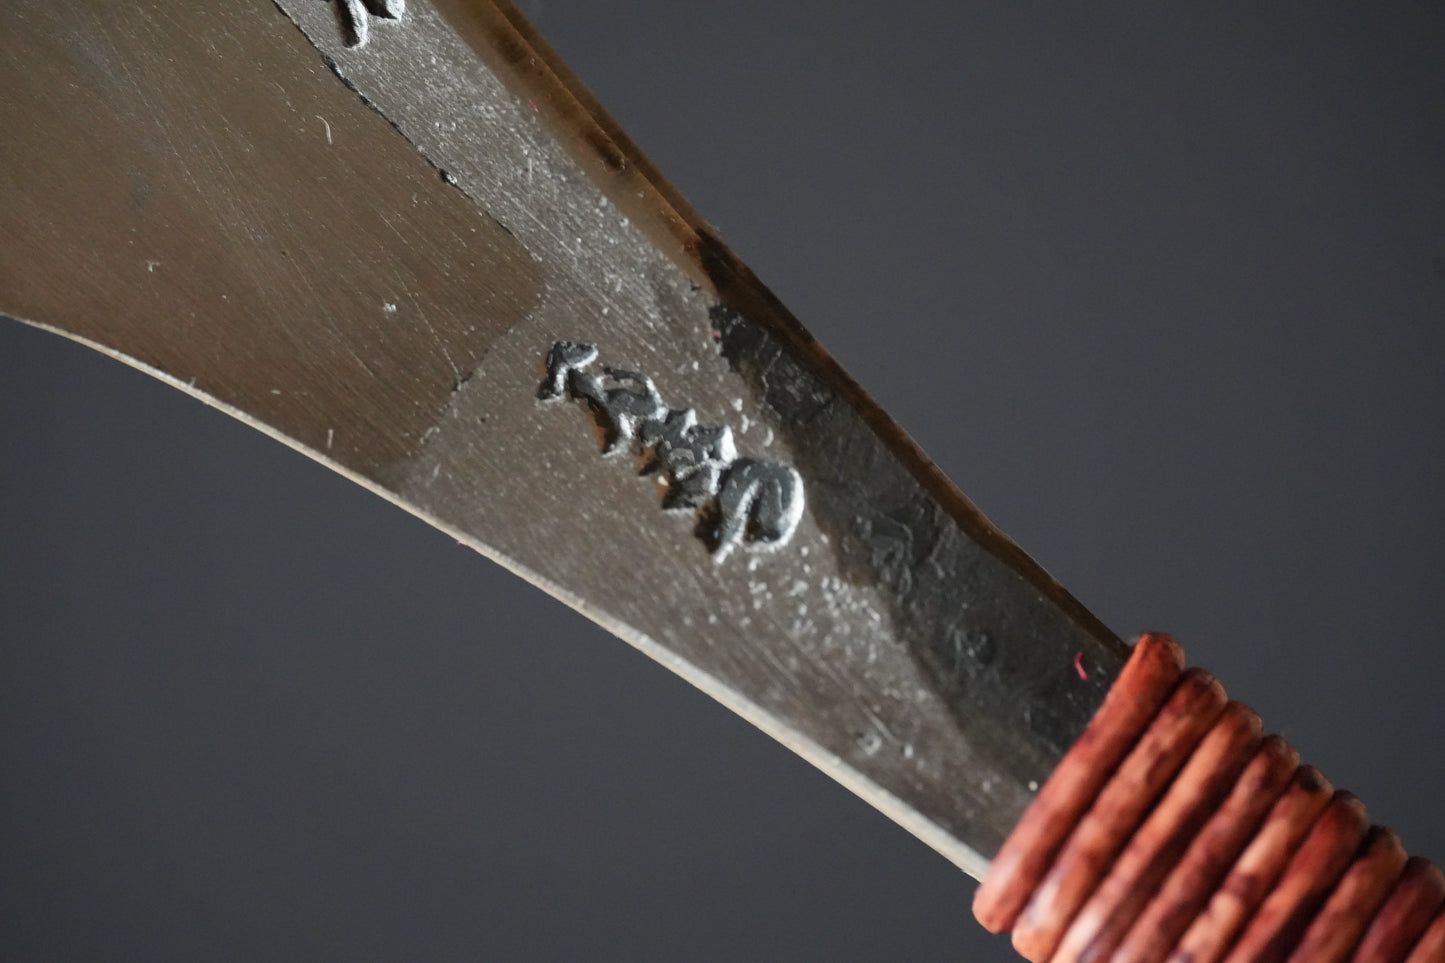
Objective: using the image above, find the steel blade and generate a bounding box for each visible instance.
[2,3,1445,954]
[0,0,1129,879]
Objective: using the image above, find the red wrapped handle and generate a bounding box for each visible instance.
[973,633,1445,963]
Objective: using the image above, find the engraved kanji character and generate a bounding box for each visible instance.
[336,0,405,49]
[589,369,668,453]
[539,340,598,400]
[714,459,805,560]
[639,408,737,508]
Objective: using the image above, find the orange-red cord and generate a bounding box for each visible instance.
[974,633,1445,962]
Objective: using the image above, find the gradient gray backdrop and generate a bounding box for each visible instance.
[3,3,1443,960]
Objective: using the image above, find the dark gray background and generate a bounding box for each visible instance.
[3,2,1443,960]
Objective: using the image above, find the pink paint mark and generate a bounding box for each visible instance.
[1074,652,1089,681]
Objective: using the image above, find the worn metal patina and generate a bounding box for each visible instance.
[0,0,1129,877]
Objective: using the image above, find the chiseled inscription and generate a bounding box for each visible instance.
[540,341,804,560]
[333,0,405,48]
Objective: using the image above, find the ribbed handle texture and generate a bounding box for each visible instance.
[973,634,1445,963]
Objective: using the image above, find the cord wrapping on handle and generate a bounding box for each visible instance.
[972,633,1445,963]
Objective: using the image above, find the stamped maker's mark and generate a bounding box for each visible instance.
[330,0,405,48]
[540,341,804,561]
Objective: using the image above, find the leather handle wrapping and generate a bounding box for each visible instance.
[973,634,1445,963]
